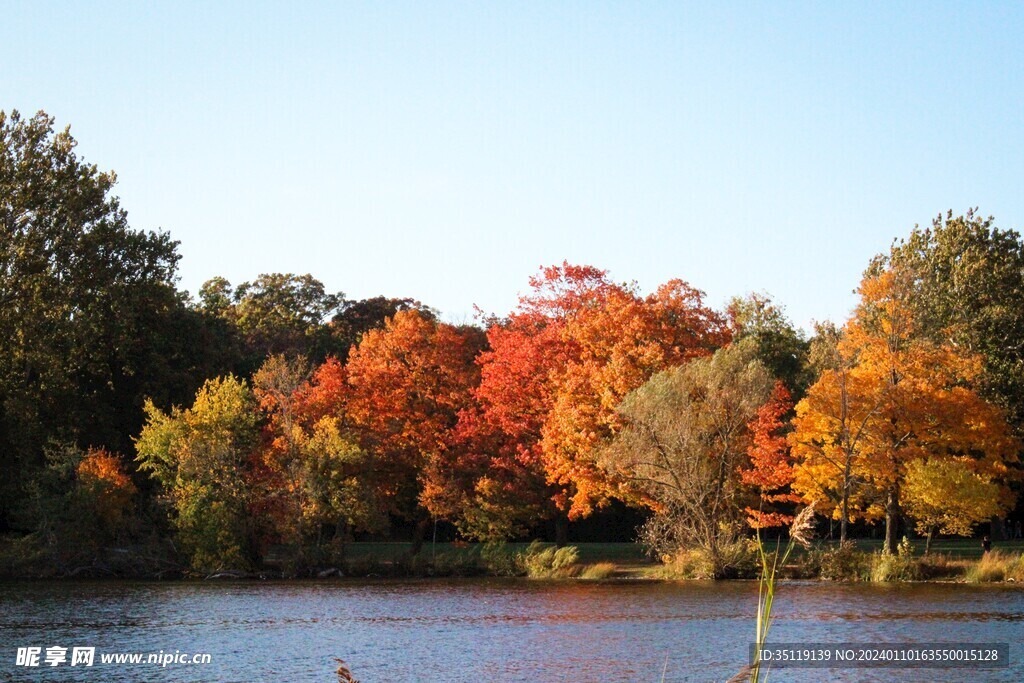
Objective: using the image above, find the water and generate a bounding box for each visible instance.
[1,579,1021,682]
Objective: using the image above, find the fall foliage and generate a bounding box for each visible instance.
[740,382,800,528]
[791,268,1020,552]
[599,341,774,575]
[470,263,730,533]
[1,106,1021,577]
[136,376,260,572]
[76,448,137,533]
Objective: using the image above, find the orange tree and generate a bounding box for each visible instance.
[280,356,384,552]
[740,382,801,529]
[292,310,485,552]
[466,263,729,542]
[75,448,138,540]
[792,268,1019,552]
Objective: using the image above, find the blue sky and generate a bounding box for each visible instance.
[4,2,1023,331]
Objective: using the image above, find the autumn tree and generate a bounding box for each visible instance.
[136,376,260,573]
[468,263,728,543]
[740,382,801,528]
[792,268,1019,553]
[789,322,883,543]
[17,444,139,571]
[543,276,729,518]
[251,355,313,545]
[599,342,773,575]
[872,210,1024,433]
[454,308,571,540]
[330,296,436,355]
[75,448,138,540]
[253,355,380,562]
[293,415,380,552]
[298,310,485,552]
[903,459,1007,553]
[873,210,1024,538]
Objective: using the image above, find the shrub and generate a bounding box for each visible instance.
[344,556,384,577]
[430,546,485,577]
[915,553,966,581]
[817,542,869,581]
[518,541,579,578]
[715,539,760,578]
[789,547,822,579]
[656,540,758,579]
[579,562,616,580]
[1008,554,1024,583]
[802,540,860,581]
[869,538,919,582]
[657,548,714,579]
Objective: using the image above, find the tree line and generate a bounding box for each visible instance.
[2,110,1022,576]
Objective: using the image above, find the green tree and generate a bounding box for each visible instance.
[727,293,810,398]
[198,273,345,373]
[136,376,259,573]
[873,209,1024,432]
[599,342,773,576]
[0,110,208,529]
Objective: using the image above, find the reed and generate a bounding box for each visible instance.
[749,504,815,683]
[964,550,1024,583]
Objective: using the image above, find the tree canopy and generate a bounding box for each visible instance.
[3,111,1022,574]
[0,110,213,529]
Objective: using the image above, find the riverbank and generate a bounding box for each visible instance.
[4,537,1024,583]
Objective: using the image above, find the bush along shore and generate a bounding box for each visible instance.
[3,537,1024,583]
[650,537,1024,584]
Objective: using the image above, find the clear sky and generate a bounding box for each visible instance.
[4,2,1023,331]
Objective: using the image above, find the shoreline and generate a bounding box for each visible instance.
[4,539,1023,584]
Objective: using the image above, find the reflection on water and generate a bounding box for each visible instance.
[1,579,1021,682]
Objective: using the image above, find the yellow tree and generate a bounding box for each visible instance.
[903,458,1006,553]
[790,323,883,543]
[136,376,260,572]
[792,268,1019,553]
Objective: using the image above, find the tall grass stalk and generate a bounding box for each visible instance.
[749,505,814,683]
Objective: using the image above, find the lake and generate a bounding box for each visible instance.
[1,579,1021,682]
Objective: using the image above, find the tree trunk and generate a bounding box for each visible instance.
[334,518,350,563]
[410,516,431,556]
[554,514,569,548]
[884,485,900,555]
[990,516,1004,541]
[840,488,850,544]
[839,443,854,544]
[924,528,934,555]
